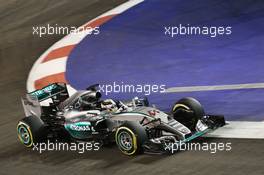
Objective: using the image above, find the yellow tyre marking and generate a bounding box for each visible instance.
[173,103,190,112]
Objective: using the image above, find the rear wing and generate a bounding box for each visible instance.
[21,83,69,117]
[28,83,69,102]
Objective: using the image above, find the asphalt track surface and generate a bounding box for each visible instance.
[0,1,263,175]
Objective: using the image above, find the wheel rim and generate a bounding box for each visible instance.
[17,124,31,145]
[118,131,133,150]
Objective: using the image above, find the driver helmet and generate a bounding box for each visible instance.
[101,99,118,112]
[80,91,101,109]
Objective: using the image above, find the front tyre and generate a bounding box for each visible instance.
[115,121,147,155]
[17,116,46,147]
[172,97,205,131]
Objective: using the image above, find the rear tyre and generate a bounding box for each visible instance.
[115,121,147,155]
[17,116,46,147]
[172,97,205,131]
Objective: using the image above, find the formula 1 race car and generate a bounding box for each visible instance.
[17,83,225,155]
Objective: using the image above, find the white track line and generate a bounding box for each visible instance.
[206,121,264,139]
[30,57,67,80]
[165,83,264,93]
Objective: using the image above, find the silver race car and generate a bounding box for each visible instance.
[17,83,225,155]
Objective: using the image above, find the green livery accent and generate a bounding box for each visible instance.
[29,83,67,101]
[183,129,210,142]
[64,121,94,139]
